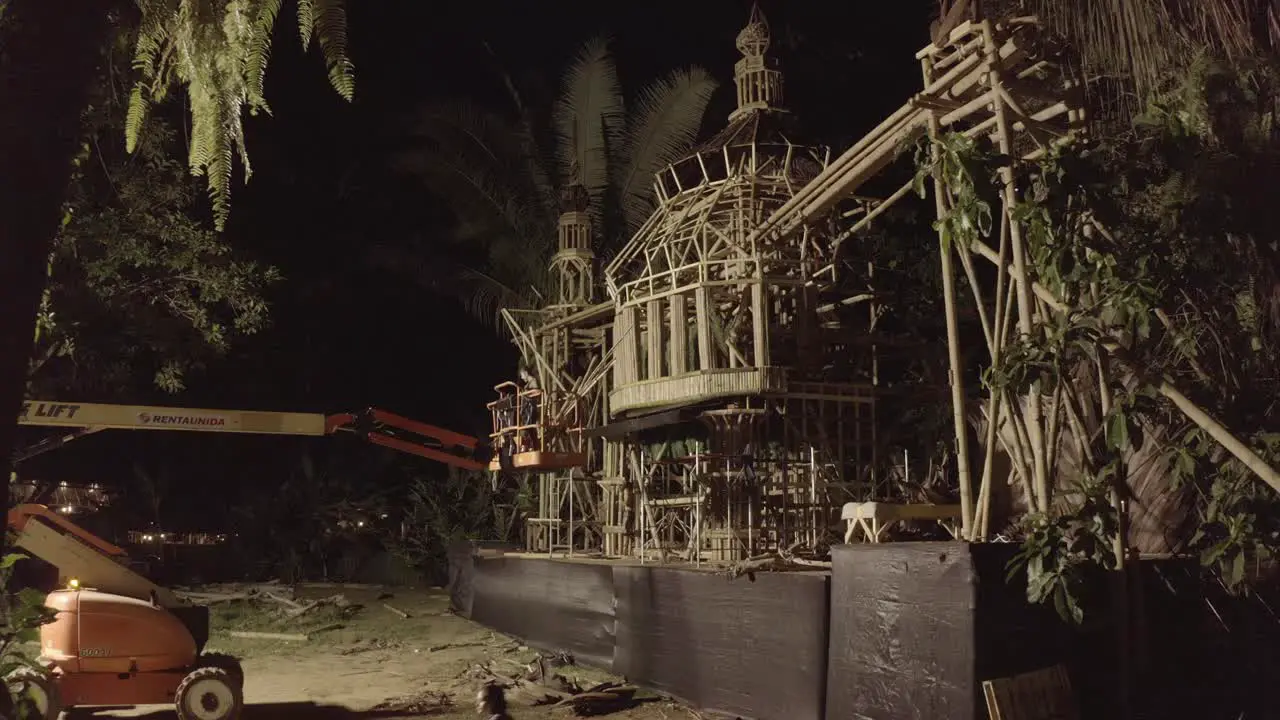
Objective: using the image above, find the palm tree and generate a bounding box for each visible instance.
[382,36,718,333]
[976,0,1279,116]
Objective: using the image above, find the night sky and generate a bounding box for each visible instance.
[17,0,935,529]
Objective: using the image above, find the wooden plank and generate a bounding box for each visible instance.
[981,664,1077,720]
[230,631,309,642]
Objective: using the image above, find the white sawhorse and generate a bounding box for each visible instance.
[841,501,963,543]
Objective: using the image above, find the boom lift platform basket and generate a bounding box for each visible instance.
[486,382,588,472]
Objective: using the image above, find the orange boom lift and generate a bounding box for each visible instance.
[6,399,493,719]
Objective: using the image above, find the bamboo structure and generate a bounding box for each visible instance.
[496,6,879,562]
[494,7,1249,560]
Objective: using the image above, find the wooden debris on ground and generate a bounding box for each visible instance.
[370,690,453,714]
[724,541,832,579]
[229,630,309,642]
[177,582,366,634]
[382,602,410,619]
[466,653,646,717]
[553,682,641,715]
[340,637,404,655]
[174,581,301,606]
[288,593,356,620]
[426,641,491,652]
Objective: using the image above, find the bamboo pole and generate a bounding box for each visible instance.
[973,393,1002,537]
[984,21,1051,510]
[924,55,975,538]
[980,211,1016,533]
[1155,379,1280,493]
[1000,393,1038,509]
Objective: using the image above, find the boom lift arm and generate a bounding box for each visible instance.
[8,502,180,607]
[15,400,493,470]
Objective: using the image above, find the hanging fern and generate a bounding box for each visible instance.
[127,0,356,231]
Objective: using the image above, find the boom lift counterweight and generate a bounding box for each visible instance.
[6,502,232,718]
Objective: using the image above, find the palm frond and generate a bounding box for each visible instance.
[482,40,557,208]
[397,101,558,258]
[127,0,355,230]
[453,265,546,335]
[615,67,718,235]
[1011,0,1279,110]
[366,245,545,337]
[553,36,624,214]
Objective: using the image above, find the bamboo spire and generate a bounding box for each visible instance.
[730,2,785,121]
[550,157,595,308]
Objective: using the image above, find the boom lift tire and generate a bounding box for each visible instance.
[196,653,244,689]
[174,666,242,720]
[4,667,61,720]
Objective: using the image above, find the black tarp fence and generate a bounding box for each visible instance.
[449,552,830,720]
[1133,559,1280,720]
[613,566,829,720]
[449,545,1271,720]
[468,556,616,669]
[826,542,1118,720]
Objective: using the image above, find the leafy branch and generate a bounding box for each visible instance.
[914,99,1280,619]
[0,551,59,717]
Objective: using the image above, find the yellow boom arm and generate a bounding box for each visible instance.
[16,400,492,470]
[19,400,325,435]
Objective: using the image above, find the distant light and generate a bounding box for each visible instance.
[68,578,80,590]
[61,505,74,514]
[59,481,67,488]
[380,514,388,519]
[357,521,365,527]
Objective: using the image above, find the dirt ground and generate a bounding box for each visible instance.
[80,584,704,720]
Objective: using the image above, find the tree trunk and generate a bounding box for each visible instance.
[0,8,115,699]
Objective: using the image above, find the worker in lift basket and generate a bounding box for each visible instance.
[497,389,517,433]
[476,682,513,720]
[516,368,541,449]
